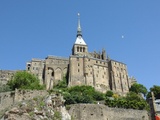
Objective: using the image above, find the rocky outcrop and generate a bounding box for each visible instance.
[0,91,149,120]
[1,94,71,120]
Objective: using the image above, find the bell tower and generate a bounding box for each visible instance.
[72,13,88,56]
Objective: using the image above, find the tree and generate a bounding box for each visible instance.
[129,83,148,97]
[7,71,45,90]
[147,85,160,99]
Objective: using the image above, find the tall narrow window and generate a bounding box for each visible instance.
[80,47,82,52]
[83,47,85,52]
[51,71,54,77]
[77,47,79,52]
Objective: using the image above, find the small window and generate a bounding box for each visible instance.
[78,63,80,66]
[80,47,82,52]
[83,47,85,52]
[78,69,80,72]
[77,58,79,61]
[77,47,79,52]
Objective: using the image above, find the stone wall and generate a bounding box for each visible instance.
[0,90,48,111]
[69,104,149,120]
[0,91,14,111]
[0,70,18,85]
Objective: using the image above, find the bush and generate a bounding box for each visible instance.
[0,83,11,92]
[105,91,149,110]
[7,71,45,90]
[62,85,105,105]
[105,90,113,97]
[54,77,67,89]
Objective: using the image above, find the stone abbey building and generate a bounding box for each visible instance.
[26,14,133,95]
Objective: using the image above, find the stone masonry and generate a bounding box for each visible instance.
[0,14,136,95]
[69,104,149,120]
[25,14,134,95]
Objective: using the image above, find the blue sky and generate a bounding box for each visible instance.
[0,1,160,90]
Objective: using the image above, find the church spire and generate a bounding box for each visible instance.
[77,13,82,37]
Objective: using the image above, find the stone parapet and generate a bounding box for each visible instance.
[69,104,149,120]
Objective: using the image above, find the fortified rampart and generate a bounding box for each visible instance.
[0,89,48,112]
[69,104,149,120]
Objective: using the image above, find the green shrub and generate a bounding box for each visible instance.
[7,71,45,90]
[0,83,11,92]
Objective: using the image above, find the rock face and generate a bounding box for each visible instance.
[1,94,71,120]
[0,92,149,120]
[68,104,149,120]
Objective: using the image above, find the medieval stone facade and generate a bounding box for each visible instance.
[0,14,135,95]
[26,56,69,90]
[25,14,134,95]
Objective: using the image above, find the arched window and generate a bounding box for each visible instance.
[80,47,82,52]
[83,47,85,52]
[77,47,79,52]
[51,71,54,77]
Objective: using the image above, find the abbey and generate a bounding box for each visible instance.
[26,14,133,95]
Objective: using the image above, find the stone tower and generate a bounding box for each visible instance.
[68,14,110,93]
[72,13,88,56]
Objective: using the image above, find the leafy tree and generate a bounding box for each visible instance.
[125,92,142,101]
[147,85,160,99]
[7,71,45,90]
[105,91,149,110]
[129,83,148,97]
